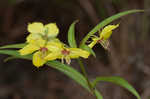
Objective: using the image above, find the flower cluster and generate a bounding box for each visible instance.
[88,24,119,50]
[19,22,90,67]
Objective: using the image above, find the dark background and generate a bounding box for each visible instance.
[0,0,149,99]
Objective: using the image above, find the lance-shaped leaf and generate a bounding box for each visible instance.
[0,43,26,49]
[68,20,78,48]
[92,76,141,99]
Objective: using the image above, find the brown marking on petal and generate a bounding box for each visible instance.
[39,47,48,58]
[61,49,70,56]
[40,47,48,52]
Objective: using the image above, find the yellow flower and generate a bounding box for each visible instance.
[45,42,90,64]
[28,22,59,37]
[19,39,52,67]
[19,21,90,66]
[27,22,59,43]
[100,24,119,40]
[88,24,119,49]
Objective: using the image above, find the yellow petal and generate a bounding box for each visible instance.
[34,38,46,48]
[19,44,39,55]
[100,24,119,40]
[26,34,42,43]
[27,37,46,48]
[69,48,90,58]
[33,51,47,67]
[88,38,99,48]
[47,38,60,43]
[46,41,63,52]
[44,52,61,60]
[28,22,44,34]
[44,23,59,37]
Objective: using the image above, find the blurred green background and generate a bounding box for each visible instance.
[0,0,149,99]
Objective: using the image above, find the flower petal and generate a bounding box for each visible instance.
[44,52,61,60]
[33,51,47,67]
[27,37,46,48]
[88,38,99,48]
[28,22,44,34]
[100,24,119,40]
[26,34,42,43]
[69,48,90,58]
[34,39,46,48]
[45,23,59,37]
[19,44,39,55]
[46,41,63,52]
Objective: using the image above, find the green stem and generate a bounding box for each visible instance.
[77,58,97,99]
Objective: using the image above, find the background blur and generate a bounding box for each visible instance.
[0,0,149,99]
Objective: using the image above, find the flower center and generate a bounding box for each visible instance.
[97,37,104,43]
[97,39,102,43]
[61,49,70,56]
[40,47,48,52]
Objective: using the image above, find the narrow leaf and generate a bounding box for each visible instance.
[95,89,103,99]
[47,61,90,90]
[68,20,78,48]
[92,76,141,99]
[80,9,144,47]
[0,50,32,59]
[0,43,26,49]
[4,56,19,62]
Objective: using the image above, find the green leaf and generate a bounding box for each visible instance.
[80,44,96,57]
[0,49,103,98]
[92,76,141,99]
[95,90,103,99]
[0,50,32,59]
[80,9,144,47]
[4,56,19,62]
[68,20,78,48]
[48,61,103,99]
[48,61,103,98]
[47,61,90,90]
[0,43,26,49]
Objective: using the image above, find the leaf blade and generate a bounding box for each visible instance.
[0,43,26,49]
[68,20,78,48]
[0,50,32,59]
[95,89,103,99]
[92,76,141,99]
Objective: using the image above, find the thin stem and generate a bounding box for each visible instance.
[77,58,97,99]
[77,58,92,90]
